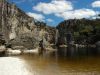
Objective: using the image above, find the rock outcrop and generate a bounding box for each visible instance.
[0,0,56,49]
[1,0,100,49]
[57,19,100,45]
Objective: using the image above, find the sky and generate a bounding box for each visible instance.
[8,0,100,26]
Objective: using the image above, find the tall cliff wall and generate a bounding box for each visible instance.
[0,0,56,49]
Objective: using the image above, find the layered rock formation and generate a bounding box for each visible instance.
[0,0,56,49]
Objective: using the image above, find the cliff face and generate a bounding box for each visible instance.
[0,0,56,49]
[1,0,99,48]
[56,19,75,45]
[57,19,100,45]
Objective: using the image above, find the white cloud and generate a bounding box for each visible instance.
[32,0,99,21]
[33,0,73,14]
[56,9,98,20]
[27,12,45,21]
[92,15,100,19]
[46,19,54,22]
[92,1,100,8]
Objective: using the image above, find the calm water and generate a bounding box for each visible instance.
[0,47,100,75]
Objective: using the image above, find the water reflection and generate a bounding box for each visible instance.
[57,46,99,58]
[0,47,100,75]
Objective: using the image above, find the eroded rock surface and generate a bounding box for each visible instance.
[0,0,56,49]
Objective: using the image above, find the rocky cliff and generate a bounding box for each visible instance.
[1,0,100,49]
[57,19,100,45]
[0,0,56,49]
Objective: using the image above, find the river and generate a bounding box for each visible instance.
[0,47,100,75]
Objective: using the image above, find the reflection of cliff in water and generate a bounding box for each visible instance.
[56,46,100,58]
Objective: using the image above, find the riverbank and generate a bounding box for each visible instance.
[0,45,57,56]
[0,43,99,56]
